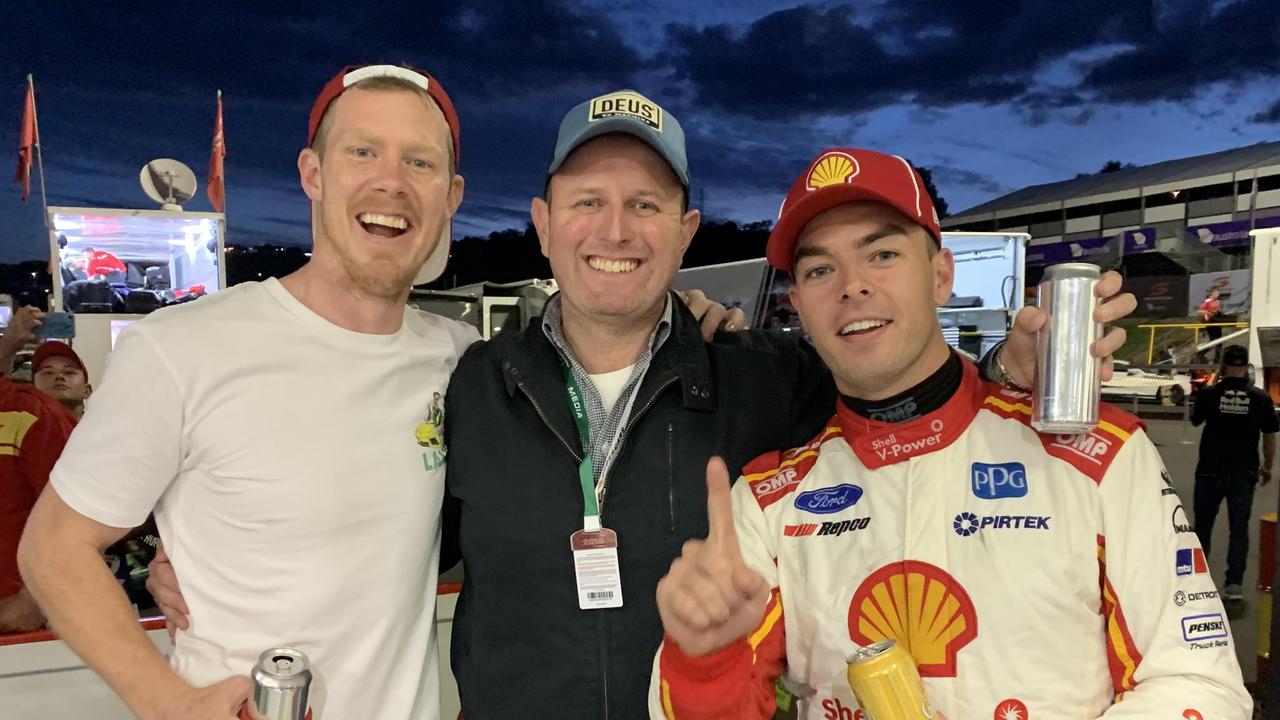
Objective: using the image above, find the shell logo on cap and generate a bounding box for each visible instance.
[806,151,860,191]
[848,561,977,677]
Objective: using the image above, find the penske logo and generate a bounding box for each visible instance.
[848,561,977,677]
[1181,612,1228,642]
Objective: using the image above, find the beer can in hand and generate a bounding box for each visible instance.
[241,647,313,720]
[846,639,941,719]
[1031,263,1102,434]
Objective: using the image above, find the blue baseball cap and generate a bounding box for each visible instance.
[547,90,688,190]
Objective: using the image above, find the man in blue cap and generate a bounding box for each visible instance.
[440,90,1135,719]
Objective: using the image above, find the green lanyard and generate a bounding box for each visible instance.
[563,365,602,529]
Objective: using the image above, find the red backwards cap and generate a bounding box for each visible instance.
[32,341,87,377]
[767,148,941,273]
[307,65,461,165]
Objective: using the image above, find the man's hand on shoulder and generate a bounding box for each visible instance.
[678,290,748,341]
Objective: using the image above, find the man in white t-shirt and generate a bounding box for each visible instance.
[17,65,473,720]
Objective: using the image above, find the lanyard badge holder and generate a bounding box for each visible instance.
[565,367,624,610]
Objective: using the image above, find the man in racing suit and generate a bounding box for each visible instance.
[649,148,1252,719]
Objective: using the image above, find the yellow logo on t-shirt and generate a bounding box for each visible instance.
[417,392,446,471]
[0,410,39,457]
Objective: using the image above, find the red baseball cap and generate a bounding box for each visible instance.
[766,148,942,273]
[308,65,461,163]
[32,341,87,377]
[307,65,463,286]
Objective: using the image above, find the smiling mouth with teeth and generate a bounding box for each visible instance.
[357,212,411,238]
[839,319,891,336]
[587,256,641,274]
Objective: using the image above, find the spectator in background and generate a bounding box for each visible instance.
[0,309,76,633]
[1199,287,1223,342]
[1191,344,1278,601]
[31,341,91,420]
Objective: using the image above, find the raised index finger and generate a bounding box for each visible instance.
[704,456,739,554]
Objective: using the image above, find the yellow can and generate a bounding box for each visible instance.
[846,639,941,720]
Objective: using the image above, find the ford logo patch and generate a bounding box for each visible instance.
[794,484,863,514]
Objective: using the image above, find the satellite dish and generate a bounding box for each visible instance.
[140,158,198,210]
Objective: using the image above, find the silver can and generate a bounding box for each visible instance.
[244,647,312,720]
[1032,263,1102,434]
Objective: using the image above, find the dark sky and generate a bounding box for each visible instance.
[1,0,1278,261]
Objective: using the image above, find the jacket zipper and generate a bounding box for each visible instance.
[516,381,582,463]
[599,611,611,720]
[520,371,679,720]
[666,421,676,534]
[597,373,679,509]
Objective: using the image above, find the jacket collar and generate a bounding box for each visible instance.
[500,290,714,413]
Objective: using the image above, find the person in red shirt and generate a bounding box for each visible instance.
[0,310,77,632]
[31,341,92,420]
[1199,288,1223,342]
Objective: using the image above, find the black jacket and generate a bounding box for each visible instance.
[442,295,835,719]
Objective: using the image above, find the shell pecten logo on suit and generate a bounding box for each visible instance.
[847,561,978,677]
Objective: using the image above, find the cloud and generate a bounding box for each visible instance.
[662,1,1279,122]
[1251,98,1280,124]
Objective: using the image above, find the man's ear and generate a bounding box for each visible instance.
[298,148,322,202]
[531,197,551,259]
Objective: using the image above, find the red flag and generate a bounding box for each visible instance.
[207,91,225,212]
[15,81,37,202]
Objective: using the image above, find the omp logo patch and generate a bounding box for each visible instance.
[588,91,662,130]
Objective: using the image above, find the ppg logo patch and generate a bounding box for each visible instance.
[971,462,1027,499]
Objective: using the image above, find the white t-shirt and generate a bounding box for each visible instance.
[51,279,479,719]
[588,364,635,414]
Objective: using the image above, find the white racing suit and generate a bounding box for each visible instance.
[651,360,1251,719]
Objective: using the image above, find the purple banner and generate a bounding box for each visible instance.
[1121,228,1157,254]
[1025,235,1117,267]
[1185,215,1280,249]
